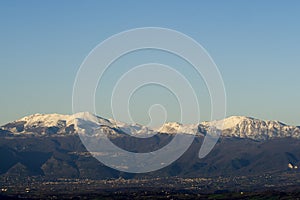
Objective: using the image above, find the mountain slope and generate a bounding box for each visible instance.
[0,135,300,179]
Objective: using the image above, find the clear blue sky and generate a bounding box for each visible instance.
[1,0,300,126]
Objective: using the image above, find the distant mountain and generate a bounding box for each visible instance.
[0,113,300,180]
[1,113,300,140]
[201,116,300,140]
[1,112,108,136]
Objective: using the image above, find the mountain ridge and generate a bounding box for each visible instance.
[1,113,300,140]
[1,113,300,183]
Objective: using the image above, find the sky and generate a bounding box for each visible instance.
[1,0,300,126]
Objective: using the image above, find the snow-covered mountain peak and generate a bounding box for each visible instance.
[157,122,181,133]
[20,113,75,127]
[157,122,198,134]
[199,116,300,140]
[2,112,113,135]
[18,112,108,128]
[201,116,253,130]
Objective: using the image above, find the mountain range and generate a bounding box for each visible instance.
[1,112,300,140]
[0,113,300,180]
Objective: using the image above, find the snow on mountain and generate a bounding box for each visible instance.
[201,116,300,140]
[20,112,110,128]
[156,122,198,135]
[114,120,155,136]
[1,113,300,140]
[1,112,112,135]
[201,116,250,130]
[1,112,155,137]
